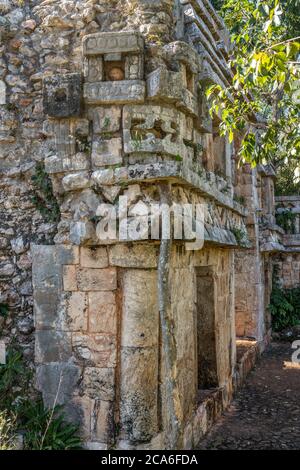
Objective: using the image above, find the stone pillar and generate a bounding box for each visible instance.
[119,269,159,443]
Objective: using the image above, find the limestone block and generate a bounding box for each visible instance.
[63,265,78,291]
[61,292,88,332]
[109,244,157,268]
[147,68,198,116]
[36,363,81,406]
[43,73,82,118]
[83,32,144,56]
[0,80,6,105]
[35,330,72,364]
[56,245,79,265]
[70,221,96,246]
[89,291,117,334]
[84,81,145,105]
[88,107,121,134]
[91,399,114,443]
[123,105,186,157]
[122,270,158,348]
[102,186,121,203]
[125,54,144,80]
[120,347,158,442]
[82,367,115,401]
[91,137,122,167]
[34,289,60,330]
[62,172,91,192]
[84,56,103,82]
[80,247,108,269]
[77,267,117,291]
[72,333,117,367]
[32,245,61,291]
[92,169,115,186]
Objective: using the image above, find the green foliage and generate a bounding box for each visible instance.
[31,162,60,223]
[231,225,248,245]
[275,158,300,195]
[0,348,31,411]
[0,303,9,319]
[21,400,82,450]
[0,411,17,450]
[276,208,297,232]
[0,348,82,450]
[269,285,300,331]
[233,194,246,205]
[206,0,300,166]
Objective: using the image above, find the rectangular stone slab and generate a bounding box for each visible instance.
[83,32,144,56]
[84,80,145,105]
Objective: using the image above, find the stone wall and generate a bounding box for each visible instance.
[0,0,276,450]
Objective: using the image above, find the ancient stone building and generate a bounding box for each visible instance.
[0,0,287,450]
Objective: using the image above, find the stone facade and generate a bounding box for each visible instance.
[0,0,288,450]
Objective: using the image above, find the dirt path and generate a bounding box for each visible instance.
[197,342,300,450]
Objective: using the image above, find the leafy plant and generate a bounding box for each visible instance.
[0,348,83,450]
[276,208,297,233]
[0,411,17,450]
[31,162,60,223]
[233,194,246,205]
[206,0,300,166]
[0,348,31,411]
[269,286,300,331]
[231,225,248,245]
[21,400,82,450]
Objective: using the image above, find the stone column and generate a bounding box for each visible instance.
[119,269,159,443]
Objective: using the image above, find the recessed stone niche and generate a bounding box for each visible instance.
[83,32,145,105]
[43,73,82,118]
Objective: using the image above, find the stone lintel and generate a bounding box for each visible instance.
[84,80,145,105]
[83,32,144,56]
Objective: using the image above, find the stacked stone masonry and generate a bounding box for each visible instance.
[0,0,293,450]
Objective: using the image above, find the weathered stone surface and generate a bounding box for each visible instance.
[63,265,78,292]
[84,81,145,105]
[89,291,117,334]
[88,107,121,134]
[122,270,158,348]
[35,330,72,364]
[83,32,144,56]
[82,367,115,401]
[72,333,116,367]
[91,169,115,186]
[36,363,81,406]
[60,292,88,332]
[147,67,198,116]
[91,398,114,443]
[91,137,122,167]
[0,80,6,105]
[109,244,157,268]
[43,73,82,118]
[123,105,185,157]
[62,172,91,192]
[70,221,96,246]
[120,347,158,442]
[84,57,103,82]
[80,247,108,269]
[77,267,117,291]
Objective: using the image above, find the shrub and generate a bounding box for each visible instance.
[0,411,17,450]
[0,348,82,450]
[269,286,300,331]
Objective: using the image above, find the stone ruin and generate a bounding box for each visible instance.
[0,0,296,450]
